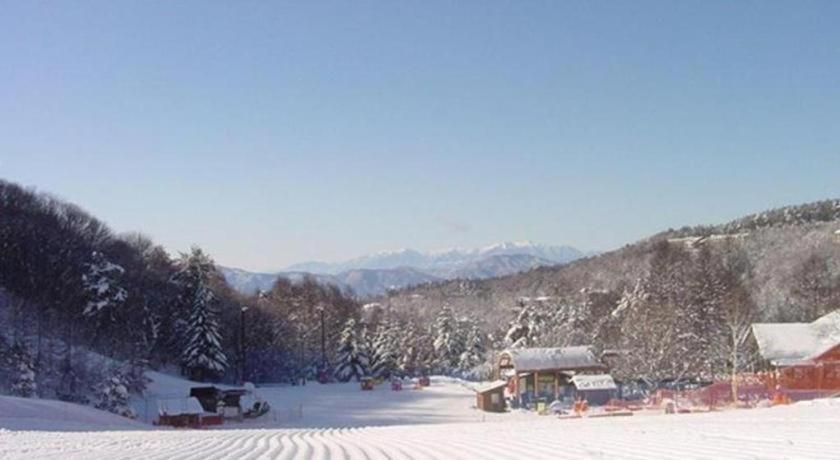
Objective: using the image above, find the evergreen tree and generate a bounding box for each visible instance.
[82,251,127,317]
[504,300,544,348]
[457,322,485,375]
[370,320,399,379]
[334,318,368,382]
[175,247,228,381]
[432,306,463,374]
[95,367,136,418]
[397,324,420,377]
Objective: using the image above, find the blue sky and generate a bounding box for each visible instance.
[2,1,839,271]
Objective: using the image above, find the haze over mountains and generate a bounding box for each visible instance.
[220,242,589,297]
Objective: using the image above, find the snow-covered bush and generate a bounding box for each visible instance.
[94,370,136,419]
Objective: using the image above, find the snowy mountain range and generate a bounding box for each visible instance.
[285,241,585,274]
[220,242,588,297]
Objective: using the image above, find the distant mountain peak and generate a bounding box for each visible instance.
[218,242,589,298]
[479,240,537,252]
[284,241,585,275]
[224,241,586,298]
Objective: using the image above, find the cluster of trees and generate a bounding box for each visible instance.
[0,179,368,407]
[511,236,835,386]
[673,199,840,237]
[608,241,759,383]
[331,305,487,382]
[0,179,178,402]
[386,205,840,386]
[0,179,491,405]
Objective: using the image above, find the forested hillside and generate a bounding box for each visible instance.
[0,180,371,406]
[380,200,840,382]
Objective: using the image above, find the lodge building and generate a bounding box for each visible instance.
[752,310,840,396]
[495,346,615,407]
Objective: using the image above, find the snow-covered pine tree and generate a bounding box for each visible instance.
[360,322,375,376]
[95,368,136,418]
[82,251,127,317]
[334,318,368,382]
[370,320,399,379]
[457,322,485,376]
[119,358,150,395]
[396,324,419,376]
[415,325,438,376]
[9,344,37,398]
[175,247,228,381]
[432,306,463,374]
[504,300,543,348]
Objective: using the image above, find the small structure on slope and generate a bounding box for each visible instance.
[475,380,508,412]
[752,310,840,397]
[157,397,205,428]
[497,346,608,407]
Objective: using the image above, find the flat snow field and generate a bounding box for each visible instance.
[2,378,840,459]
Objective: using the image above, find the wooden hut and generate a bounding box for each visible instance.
[752,310,840,398]
[475,380,507,412]
[497,346,607,407]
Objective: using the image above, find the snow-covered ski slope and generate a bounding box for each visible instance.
[0,395,147,432]
[2,378,840,459]
[241,377,507,428]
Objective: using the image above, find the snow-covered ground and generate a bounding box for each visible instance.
[3,376,840,459]
[0,396,147,432]
[243,377,508,428]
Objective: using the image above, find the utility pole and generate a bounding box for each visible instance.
[240,306,249,384]
[320,305,327,371]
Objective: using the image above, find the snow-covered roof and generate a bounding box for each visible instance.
[571,374,617,391]
[752,310,840,366]
[501,346,604,372]
[475,380,508,393]
[158,397,205,416]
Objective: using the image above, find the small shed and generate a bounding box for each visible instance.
[571,374,617,406]
[475,380,507,412]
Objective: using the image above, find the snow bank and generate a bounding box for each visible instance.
[0,396,146,432]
